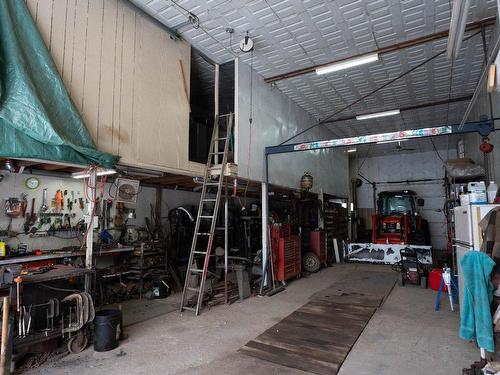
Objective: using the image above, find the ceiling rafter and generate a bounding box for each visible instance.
[322,95,473,126]
[264,16,496,84]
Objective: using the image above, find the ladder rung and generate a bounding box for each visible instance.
[212,137,227,142]
[210,151,225,155]
[200,215,214,219]
[186,287,199,293]
[193,251,207,255]
[202,198,217,202]
[196,232,211,236]
[182,306,196,312]
[190,268,203,273]
[205,182,219,186]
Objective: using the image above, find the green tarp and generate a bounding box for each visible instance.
[0,0,118,168]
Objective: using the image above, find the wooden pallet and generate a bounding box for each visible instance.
[240,273,395,374]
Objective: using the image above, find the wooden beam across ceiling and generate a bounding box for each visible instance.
[264,16,496,83]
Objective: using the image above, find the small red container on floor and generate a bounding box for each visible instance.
[429,269,447,292]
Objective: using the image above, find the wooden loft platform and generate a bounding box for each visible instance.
[0,158,297,198]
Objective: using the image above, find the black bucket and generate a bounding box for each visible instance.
[151,275,170,299]
[93,309,121,352]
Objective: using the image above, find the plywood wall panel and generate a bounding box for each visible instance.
[110,2,124,156]
[81,0,103,142]
[70,0,89,114]
[49,0,66,73]
[61,0,77,86]
[96,0,118,153]
[34,0,53,44]
[116,5,136,161]
[28,0,200,175]
[26,0,39,20]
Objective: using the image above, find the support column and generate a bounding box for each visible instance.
[261,153,269,287]
[224,179,229,304]
[85,169,97,292]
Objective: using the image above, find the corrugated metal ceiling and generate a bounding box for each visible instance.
[130,0,497,138]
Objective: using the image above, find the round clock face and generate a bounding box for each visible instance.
[25,177,40,189]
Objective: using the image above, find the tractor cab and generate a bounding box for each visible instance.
[371,190,428,245]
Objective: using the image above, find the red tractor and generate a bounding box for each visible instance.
[371,190,429,245]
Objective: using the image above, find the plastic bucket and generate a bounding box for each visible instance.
[93,309,121,352]
[151,275,170,299]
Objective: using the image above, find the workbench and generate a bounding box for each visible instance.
[21,265,92,284]
[0,252,84,266]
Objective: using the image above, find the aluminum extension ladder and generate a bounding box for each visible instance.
[180,113,233,315]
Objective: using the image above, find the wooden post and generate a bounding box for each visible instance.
[178,60,191,112]
[0,296,10,375]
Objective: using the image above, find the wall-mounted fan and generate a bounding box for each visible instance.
[115,178,140,204]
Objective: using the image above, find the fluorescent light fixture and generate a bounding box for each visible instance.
[376,139,408,145]
[316,53,379,75]
[356,109,400,121]
[72,169,117,179]
[446,0,470,59]
[347,148,357,153]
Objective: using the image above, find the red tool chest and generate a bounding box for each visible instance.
[270,224,301,282]
[309,230,327,265]
[270,223,291,239]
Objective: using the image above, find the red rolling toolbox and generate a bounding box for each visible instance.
[309,230,327,265]
[269,224,301,282]
[272,235,301,282]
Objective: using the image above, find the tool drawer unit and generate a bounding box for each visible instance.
[308,230,327,265]
[270,224,301,282]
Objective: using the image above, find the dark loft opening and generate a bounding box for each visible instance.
[189,48,234,164]
[189,49,215,163]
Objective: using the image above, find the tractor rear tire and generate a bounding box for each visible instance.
[303,252,321,273]
[397,273,405,286]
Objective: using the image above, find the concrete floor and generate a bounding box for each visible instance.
[27,264,478,375]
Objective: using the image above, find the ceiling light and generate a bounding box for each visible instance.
[72,169,117,179]
[446,0,470,59]
[347,148,357,153]
[356,109,400,121]
[316,53,379,75]
[376,139,408,145]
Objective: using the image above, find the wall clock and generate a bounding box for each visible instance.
[25,177,40,189]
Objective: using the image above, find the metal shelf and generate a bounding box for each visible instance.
[96,246,136,255]
[0,251,84,266]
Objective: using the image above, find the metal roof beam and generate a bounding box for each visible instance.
[264,16,496,84]
[321,95,473,126]
[266,120,495,156]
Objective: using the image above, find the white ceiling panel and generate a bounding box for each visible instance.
[131,0,497,137]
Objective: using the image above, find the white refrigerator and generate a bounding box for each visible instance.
[454,204,500,306]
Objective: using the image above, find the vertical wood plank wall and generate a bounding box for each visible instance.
[26,0,203,175]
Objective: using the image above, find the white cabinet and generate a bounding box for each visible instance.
[453,204,500,307]
[454,204,500,249]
